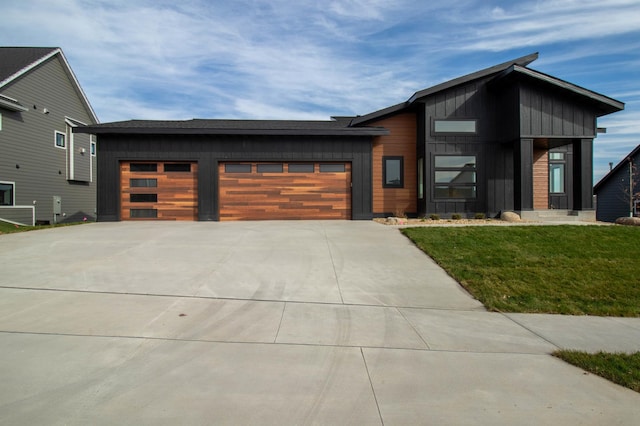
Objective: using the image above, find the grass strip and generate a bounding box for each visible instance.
[401,225,640,316]
[553,350,640,393]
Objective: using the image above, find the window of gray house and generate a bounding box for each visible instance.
[55,131,66,148]
[434,155,477,199]
[0,182,14,206]
[90,136,96,156]
[549,151,565,194]
[383,156,403,188]
[433,119,477,135]
[418,158,424,199]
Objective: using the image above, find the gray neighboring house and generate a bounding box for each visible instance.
[0,47,99,225]
[594,144,640,222]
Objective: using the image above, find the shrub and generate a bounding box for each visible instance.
[451,213,462,220]
[429,214,440,221]
[474,213,486,220]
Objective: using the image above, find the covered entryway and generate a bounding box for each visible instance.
[120,161,198,220]
[219,162,351,220]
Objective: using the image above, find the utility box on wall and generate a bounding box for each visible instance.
[53,196,62,215]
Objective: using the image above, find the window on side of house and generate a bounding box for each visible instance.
[434,155,477,199]
[383,156,404,188]
[55,131,66,149]
[90,135,96,156]
[549,151,565,194]
[432,119,478,135]
[418,158,424,199]
[0,181,15,206]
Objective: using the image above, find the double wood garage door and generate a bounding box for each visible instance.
[120,161,351,220]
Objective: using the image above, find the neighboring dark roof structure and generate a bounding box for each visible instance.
[76,118,390,136]
[0,47,58,84]
[594,144,640,192]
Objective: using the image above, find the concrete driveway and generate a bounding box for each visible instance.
[1,221,639,425]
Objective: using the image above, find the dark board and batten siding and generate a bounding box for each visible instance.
[96,134,373,221]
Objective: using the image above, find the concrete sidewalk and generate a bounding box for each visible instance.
[1,221,639,424]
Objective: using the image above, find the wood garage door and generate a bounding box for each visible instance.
[120,161,198,220]
[219,162,351,220]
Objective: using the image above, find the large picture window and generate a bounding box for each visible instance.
[383,156,404,188]
[433,119,477,135]
[0,182,14,206]
[434,155,477,199]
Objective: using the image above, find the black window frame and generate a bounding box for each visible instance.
[130,193,158,203]
[433,155,477,200]
[383,156,404,188]
[0,181,14,206]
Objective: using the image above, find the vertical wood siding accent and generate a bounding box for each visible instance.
[219,162,351,220]
[120,161,198,220]
[370,113,417,216]
[533,149,549,209]
[0,55,97,223]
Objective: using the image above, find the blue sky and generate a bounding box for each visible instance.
[2,0,639,182]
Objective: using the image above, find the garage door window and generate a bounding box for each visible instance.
[288,164,314,173]
[164,163,191,172]
[130,209,158,218]
[130,194,158,202]
[130,178,157,187]
[257,164,283,173]
[225,164,251,173]
[130,163,157,172]
[319,164,345,173]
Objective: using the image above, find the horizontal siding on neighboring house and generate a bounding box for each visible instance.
[370,113,417,216]
[0,54,97,223]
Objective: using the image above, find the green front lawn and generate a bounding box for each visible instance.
[401,225,640,316]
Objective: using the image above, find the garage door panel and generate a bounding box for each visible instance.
[120,161,198,221]
[219,162,351,221]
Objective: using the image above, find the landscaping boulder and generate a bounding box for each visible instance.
[500,211,521,222]
[615,217,640,226]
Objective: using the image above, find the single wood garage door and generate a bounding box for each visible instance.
[219,162,351,220]
[120,161,198,220]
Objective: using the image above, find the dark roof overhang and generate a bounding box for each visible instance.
[490,64,625,116]
[74,119,389,136]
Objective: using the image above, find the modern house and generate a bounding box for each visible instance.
[594,145,640,222]
[77,52,624,222]
[0,47,98,225]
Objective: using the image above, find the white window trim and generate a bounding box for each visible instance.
[0,180,15,206]
[54,130,66,149]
